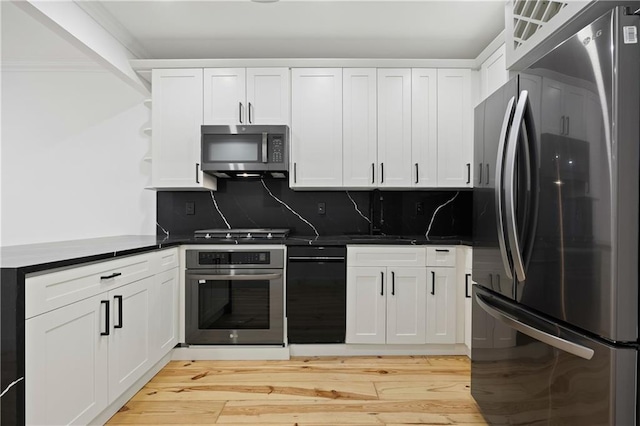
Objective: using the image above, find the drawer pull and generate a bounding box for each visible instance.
[391,271,395,295]
[100,272,122,280]
[380,271,384,296]
[435,249,450,253]
[431,271,436,295]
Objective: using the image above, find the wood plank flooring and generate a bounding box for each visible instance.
[107,355,487,425]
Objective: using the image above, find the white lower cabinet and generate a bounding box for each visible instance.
[108,277,152,403]
[346,266,426,344]
[26,294,109,426]
[25,249,180,425]
[426,267,457,344]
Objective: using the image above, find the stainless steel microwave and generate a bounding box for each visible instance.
[201,125,289,178]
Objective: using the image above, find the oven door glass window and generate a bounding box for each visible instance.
[198,278,270,330]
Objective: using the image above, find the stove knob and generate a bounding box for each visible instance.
[225,233,232,239]
[267,233,273,239]
[246,233,252,238]
[205,233,211,239]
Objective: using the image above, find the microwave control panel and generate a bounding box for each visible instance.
[268,134,285,163]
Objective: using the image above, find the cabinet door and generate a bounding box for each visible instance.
[481,44,508,99]
[426,267,457,344]
[203,68,246,125]
[108,277,152,403]
[152,69,216,190]
[377,69,412,187]
[464,268,473,351]
[150,268,179,364]
[291,68,343,188]
[246,68,290,125]
[343,68,378,187]
[411,69,438,187]
[386,267,427,344]
[437,69,472,188]
[346,267,386,344]
[26,294,109,425]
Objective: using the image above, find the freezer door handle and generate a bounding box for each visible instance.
[495,96,516,280]
[504,91,529,281]
[476,293,594,360]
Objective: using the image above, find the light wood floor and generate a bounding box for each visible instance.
[107,355,487,425]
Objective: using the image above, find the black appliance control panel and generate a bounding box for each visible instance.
[268,134,285,164]
[198,251,270,265]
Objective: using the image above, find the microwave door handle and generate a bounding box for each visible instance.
[262,132,268,163]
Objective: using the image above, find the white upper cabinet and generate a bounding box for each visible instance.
[480,44,508,100]
[151,68,216,190]
[343,68,378,188]
[437,69,473,188]
[204,68,290,125]
[246,68,291,125]
[541,77,587,140]
[411,69,438,187]
[377,69,413,187]
[291,68,343,188]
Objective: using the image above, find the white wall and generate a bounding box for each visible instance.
[1,68,156,246]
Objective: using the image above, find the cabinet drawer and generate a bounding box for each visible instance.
[26,252,156,319]
[426,246,456,267]
[347,246,426,267]
[157,247,179,272]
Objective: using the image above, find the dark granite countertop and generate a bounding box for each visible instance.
[1,234,471,273]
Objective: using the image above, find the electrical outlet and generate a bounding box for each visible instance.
[416,201,424,216]
[318,202,326,215]
[186,201,195,215]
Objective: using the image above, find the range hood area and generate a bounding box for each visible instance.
[200,124,289,179]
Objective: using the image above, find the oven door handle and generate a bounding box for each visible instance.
[189,272,283,281]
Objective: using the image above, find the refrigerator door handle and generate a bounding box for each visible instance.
[495,95,516,280]
[476,293,595,360]
[504,91,529,282]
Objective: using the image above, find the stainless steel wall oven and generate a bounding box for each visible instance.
[185,248,285,345]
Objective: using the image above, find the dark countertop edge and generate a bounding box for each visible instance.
[1,236,471,273]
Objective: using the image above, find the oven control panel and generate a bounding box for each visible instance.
[198,251,270,265]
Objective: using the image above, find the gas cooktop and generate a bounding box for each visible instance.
[193,228,290,240]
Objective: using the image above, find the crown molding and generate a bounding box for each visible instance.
[74,1,150,59]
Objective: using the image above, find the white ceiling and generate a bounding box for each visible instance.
[1,1,505,65]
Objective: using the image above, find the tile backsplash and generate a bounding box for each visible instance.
[156,179,471,237]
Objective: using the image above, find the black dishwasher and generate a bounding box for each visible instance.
[286,246,346,343]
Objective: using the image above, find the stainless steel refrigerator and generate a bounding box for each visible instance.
[471,6,640,425]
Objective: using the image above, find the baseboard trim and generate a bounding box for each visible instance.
[172,345,291,360]
[90,352,172,425]
[289,343,468,357]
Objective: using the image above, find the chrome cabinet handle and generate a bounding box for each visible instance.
[100,300,110,336]
[248,102,253,124]
[371,163,375,184]
[430,271,435,295]
[495,96,516,280]
[195,163,200,184]
[476,293,594,360]
[415,163,419,184]
[239,102,244,123]
[466,163,471,184]
[293,163,297,183]
[478,163,483,184]
[391,271,395,295]
[380,271,384,296]
[380,163,384,184]
[114,295,123,329]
